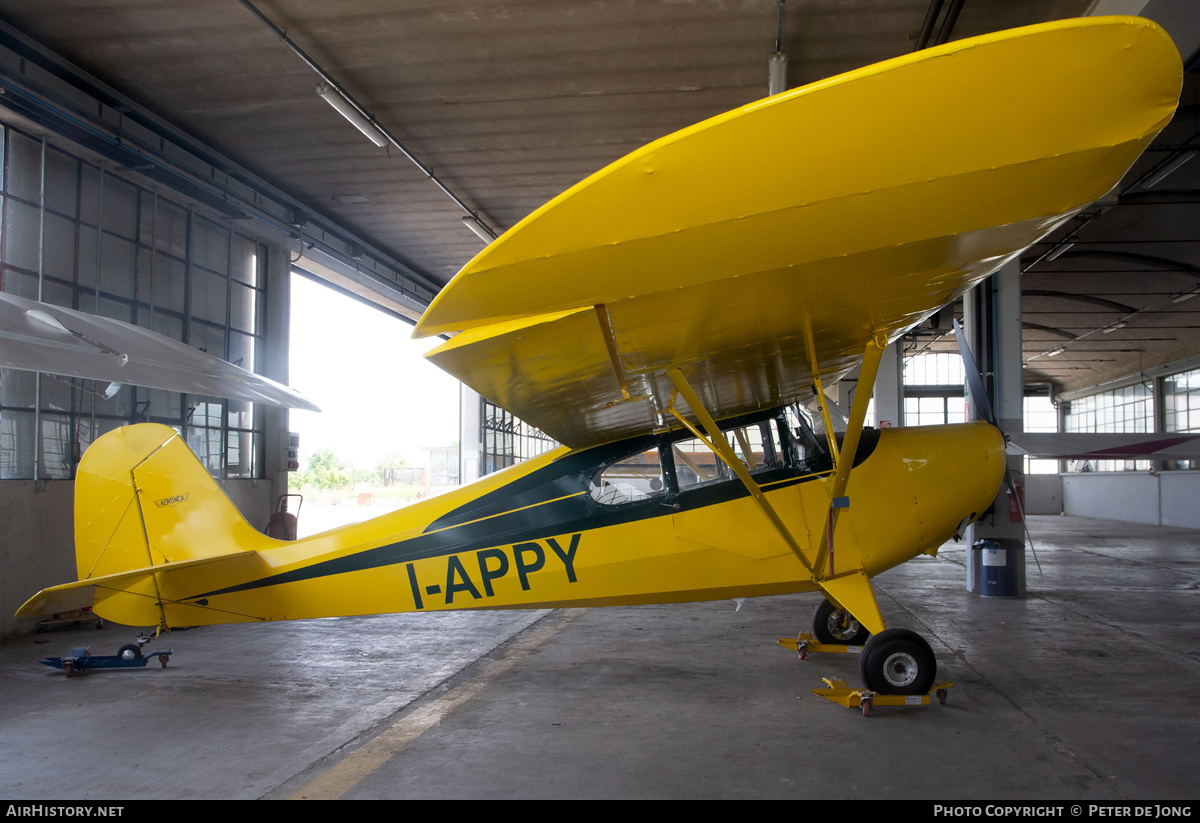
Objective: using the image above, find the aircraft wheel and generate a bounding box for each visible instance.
[813,599,870,645]
[117,643,142,661]
[859,629,936,695]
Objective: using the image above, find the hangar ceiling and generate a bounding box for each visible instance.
[0,0,1197,395]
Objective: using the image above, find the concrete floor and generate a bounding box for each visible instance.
[1,515,1196,800]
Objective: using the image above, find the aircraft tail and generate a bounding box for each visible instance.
[18,423,272,627]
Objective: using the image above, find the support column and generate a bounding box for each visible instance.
[261,242,292,521]
[996,260,1024,438]
[873,342,904,429]
[964,260,1026,594]
[459,384,481,485]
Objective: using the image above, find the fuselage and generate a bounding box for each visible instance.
[154,409,1005,626]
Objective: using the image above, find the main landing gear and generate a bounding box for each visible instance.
[780,599,943,713]
[858,628,936,696]
[812,599,871,646]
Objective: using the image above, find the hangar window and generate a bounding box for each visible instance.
[0,125,270,480]
[903,352,966,426]
[1023,395,1060,475]
[1161,368,1200,470]
[480,397,556,475]
[1063,382,1153,472]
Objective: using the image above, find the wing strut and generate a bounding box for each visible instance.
[664,369,815,575]
[808,332,889,635]
[801,317,842,464]
[594,304,631,400]
[664,332,888,634]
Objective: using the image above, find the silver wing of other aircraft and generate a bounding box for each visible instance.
[0,292,319,411]
[1007,432,1200,461]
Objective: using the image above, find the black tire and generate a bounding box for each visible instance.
[859,628,936,695]
[117,643,142,661]
[812,599,871,645]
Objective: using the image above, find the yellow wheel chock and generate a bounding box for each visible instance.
[778,632,865,659]
[779,634,953,716]
[811,677,953,717]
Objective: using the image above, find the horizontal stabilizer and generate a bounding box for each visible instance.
[16,550,259,620]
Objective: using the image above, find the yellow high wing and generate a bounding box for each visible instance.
[415,17,1179,633]
[418,16,1180,452]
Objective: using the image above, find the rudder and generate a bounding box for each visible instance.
[68,423,270,626]
[76,424,264,576]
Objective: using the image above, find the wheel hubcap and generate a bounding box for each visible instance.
[826,610,862,642]
[882,651,919,687]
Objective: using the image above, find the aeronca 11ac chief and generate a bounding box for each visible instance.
[16,16,1183,695]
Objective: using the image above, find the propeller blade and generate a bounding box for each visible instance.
[951,322,1040,573]
[952,317,996,426]
[1002,469,1043,576]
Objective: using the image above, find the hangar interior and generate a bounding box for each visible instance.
[0,0,1198,801]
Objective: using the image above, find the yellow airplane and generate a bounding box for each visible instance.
[17,16,1181,695]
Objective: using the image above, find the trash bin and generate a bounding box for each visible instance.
[974,538,1023,598]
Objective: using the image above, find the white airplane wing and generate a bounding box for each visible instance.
[0,292,319,411]
[1007,432,1200,461]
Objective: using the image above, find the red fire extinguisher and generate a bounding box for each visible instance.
[1007,474,1025,523]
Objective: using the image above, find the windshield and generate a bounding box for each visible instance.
[784,404,833,474]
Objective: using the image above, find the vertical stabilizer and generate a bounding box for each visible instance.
[75,424,263,582]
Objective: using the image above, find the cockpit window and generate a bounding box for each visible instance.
[785,404,833,473]
[673,420,783,492]
[672,437,727,489]
[589,407,828,506]
[589,446,666,506]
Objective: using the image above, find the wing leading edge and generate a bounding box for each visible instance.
[419,17,1181,448]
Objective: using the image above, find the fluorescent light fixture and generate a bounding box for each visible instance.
[1142,151,1194,189]
[1047,346,1065,357]
[1102,321,1127,333]
[331,193,372,206]
[462,215,494,243]
[1172,288,1200,304]
[314,83,388,148]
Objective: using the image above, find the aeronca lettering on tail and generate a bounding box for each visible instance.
[16,17,1183,695]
